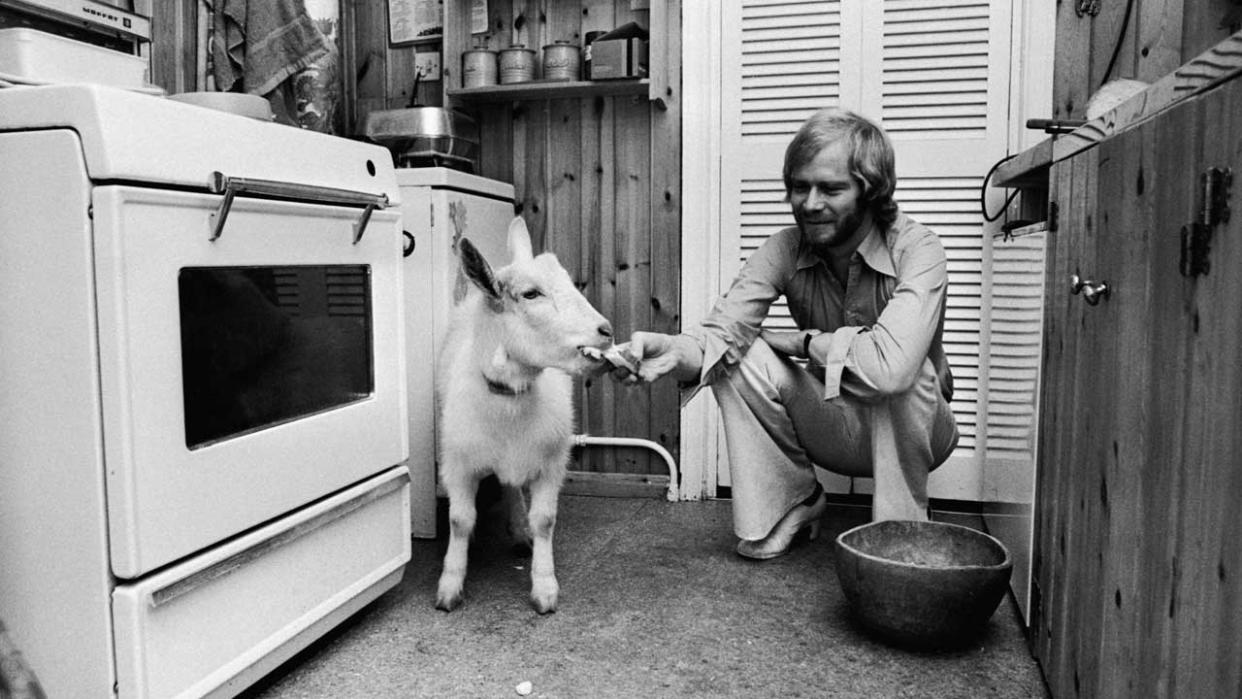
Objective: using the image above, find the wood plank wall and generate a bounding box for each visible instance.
[1052,0,1239,121]
[150,1,684,478]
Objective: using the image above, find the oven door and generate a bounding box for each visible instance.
[92,185,407,578]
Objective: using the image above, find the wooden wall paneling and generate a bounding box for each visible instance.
[351,0,391,125]
[442,0,471,90]
[1034,148,1097,697]
[585,0,621,471]
[591,93,620,472]
[606,0,653,473]
[1180,0,1240,62]
[1065,125,1133,699]
[1043,150,1084,698]
[474,0,515,182]
[611,94,654,473]
[543,3,585,461]
[1053,0,1100,120]
[577,0,617,472]
[1031,164,1066,671]
[646,0,680,470]
[1135,0,1185,83]
[1152,94,1202,699]
[386,47,418,108]
[1170,82,1241,697]
[149,0,198,94]
[1097,118,1152,699]
[1128,88,1197,696]
[1063,147,1104,699]
[1094,121,1152,699]
[1089,0,1138,87]
[1196,76,1242,695]
[510,0,534,51]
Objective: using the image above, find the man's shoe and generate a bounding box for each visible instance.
[736,482,827,560]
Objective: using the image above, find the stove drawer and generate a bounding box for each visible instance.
[111,466,411,699]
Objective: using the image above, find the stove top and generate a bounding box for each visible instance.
[0,83,400,203]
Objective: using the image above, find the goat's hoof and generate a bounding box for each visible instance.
[530,579,559,614]
[435,592,464,612]
[530,594,558,615]
[435,578,465,612]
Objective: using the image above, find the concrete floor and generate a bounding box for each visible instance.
[245,496,1050,699]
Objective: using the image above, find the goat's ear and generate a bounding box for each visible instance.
[458,238,502,304]
[507,216,534,263]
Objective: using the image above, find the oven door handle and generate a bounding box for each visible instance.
[208,172,390,244]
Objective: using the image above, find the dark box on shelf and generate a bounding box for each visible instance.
[590,37,648,80]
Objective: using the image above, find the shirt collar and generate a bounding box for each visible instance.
[794,217,896,278]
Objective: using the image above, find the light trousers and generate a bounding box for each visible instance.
[710,340,959,540]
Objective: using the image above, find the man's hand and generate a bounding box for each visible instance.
[760,329,813,358]
[611,331,701,384]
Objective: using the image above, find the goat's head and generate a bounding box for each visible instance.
[459,217,613,376]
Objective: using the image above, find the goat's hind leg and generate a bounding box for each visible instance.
[435,465,482,612]
[525,472,562,614]
[502,484,533,555]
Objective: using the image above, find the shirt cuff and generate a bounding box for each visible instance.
[820,326,864,400]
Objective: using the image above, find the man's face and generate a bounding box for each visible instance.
[788,139,864,250]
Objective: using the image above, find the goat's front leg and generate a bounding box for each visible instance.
[436,466,481,612]
[525,472,561,614]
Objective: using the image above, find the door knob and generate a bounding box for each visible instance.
[1070,273,1110,305]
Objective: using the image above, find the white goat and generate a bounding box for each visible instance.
[435,216,613,614]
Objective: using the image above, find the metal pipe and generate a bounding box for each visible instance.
[572,435,679,501]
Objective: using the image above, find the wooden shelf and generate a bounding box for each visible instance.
[447,79,650,104]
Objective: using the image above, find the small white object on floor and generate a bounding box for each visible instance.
[516,680,534,695]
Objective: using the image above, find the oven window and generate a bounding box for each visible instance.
[179,266,374,449]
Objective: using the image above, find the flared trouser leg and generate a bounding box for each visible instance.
[710,340,958,539]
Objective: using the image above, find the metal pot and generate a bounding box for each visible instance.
[362,106,479,162]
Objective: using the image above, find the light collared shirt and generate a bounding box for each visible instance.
[684,210,953,402]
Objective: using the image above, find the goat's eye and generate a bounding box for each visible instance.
[521,289,542,300]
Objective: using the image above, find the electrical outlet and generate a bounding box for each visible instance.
[414,52,442,82]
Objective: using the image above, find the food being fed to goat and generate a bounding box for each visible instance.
[580,344,640,374]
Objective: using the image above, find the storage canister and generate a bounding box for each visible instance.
[461,49,498,88]
[498,45,536,84]
[542,40,580,81]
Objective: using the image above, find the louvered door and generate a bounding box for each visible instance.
[719,0,1015,498]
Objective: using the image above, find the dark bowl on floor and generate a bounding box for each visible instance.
[834,520,1013,648]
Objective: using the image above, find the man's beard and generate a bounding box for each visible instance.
[801,207,864,249]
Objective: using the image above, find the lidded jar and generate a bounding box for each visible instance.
[461,48,498,88]
[541,40,580,81]
[498,45,536,84]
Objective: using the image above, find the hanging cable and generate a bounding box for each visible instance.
[1100,0,1138,86]
[980,153,1020,223]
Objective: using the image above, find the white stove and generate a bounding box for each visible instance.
[0,83,412,698]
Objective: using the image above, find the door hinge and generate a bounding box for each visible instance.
[1180,167,1232,277]
[1048,201,1059,232]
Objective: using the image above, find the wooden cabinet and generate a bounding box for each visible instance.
[1033,71,1242,697]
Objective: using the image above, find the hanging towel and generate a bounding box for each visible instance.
[210,0,332,96]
